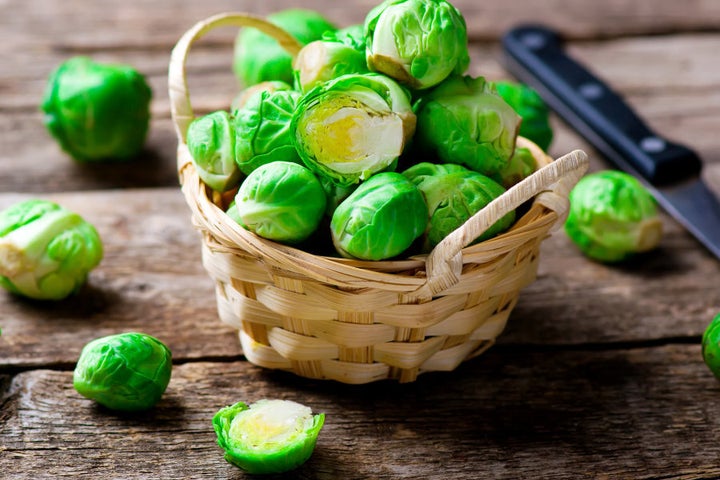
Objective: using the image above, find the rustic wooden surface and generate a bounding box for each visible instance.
[3,1,720,478]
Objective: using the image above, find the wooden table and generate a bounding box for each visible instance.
[3,1,720,478]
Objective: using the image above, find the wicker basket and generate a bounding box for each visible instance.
[168,13,589,384]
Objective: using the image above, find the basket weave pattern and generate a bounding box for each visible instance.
[169,13,589,383]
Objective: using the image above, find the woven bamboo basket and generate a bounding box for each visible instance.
[168,13,589,384]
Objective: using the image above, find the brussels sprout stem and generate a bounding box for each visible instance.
[0,209,82,277]
[636,217,663,252]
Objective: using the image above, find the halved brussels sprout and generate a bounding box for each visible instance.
[364,0,470,89]
[702,313,720,380]
[73,332,172,411]
[186,111,242,192]
[331,172,427,260]
[403,162,514,251]
[0,199,103,300]
[414,75,521,176]
[493,80,554,151]
[294,40,369,93]
[233,9,336,87]
[292,73,416,187]
[490,146,536,189]
[41,56,152,162]
[234,161,327,244]
[234,89,303,175]
[565,170,663,262]
[213,399,325,474]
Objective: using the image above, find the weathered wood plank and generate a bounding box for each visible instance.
[1,188,719,368]
[2,345,720,479]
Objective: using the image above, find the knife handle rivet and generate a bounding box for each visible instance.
[519,32,547,50]
[640,136,666,153]
[579,82,604,100]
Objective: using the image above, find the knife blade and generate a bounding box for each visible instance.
[501,24,720,259]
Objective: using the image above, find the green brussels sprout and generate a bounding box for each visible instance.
[186,111,242,192]
[234,89,303,175]
[292,73,416,187]
[318,175,358,218]
[490,146,536,189]
[294,40,369,93]
[41,56,152,162]
[234,161,327,244]
[331,172,427,260]
[213,399,325,474]
[322,23,367,51]
[364,0,470,90]
[233,9,336,87]
[565,170,663,263]
[702,312,720,380]
[414,75,521,176]
[403,162,514,251]
[493,80,554,152]
[231,80,293,113]
[73,332,172,411]
[0,199,103,300]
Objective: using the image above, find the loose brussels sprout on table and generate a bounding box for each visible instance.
[73,332,172,411]
[331,172,427,260]
[232,161,327,244]
[364,0,470,89]
[291,73,416,187]
[41,56,152,162]
[233,9,336,87]
[565,170,663,263]
[213,399,325,474]
[702,313,720,380]
[493,80,554,152]
[234,88,303,175]
[186,111,242,193]
[414,75,521,176]
[0,199,103,300]
[403,162,514,251]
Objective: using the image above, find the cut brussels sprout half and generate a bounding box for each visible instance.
[213,399,325,474]
[234,161,327,244]
[414,75,521,176]
[73,332,172,411]
[331,172,427,260]
[233,9,336,87]
[292,73,415,187]
[565,170,663,262]
[0,199,103,300]
[186,111,242,192]
[41,56,152,162]
[234,89,303,175]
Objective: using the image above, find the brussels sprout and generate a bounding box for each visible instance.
[322,23,366,51]
[294,40,369,93]
[233,9,336,87]
[231,80,293,113]
[234,161,327,244]
[0,199,103,300]
[234,89,303,175]
[490,146,536,189]
[565,170,663,263]
[292,73,416,187]
[41,56,152,162]
[364,0,470,89]
[331,172,427,260]
[493,80,554,151]
[213,399,325,474]
[318,175,357,217]
[414,75,521,176]
[403,162,514,251]
[702,313,720,380]
[73,332,172,411]
[186,111,242,192]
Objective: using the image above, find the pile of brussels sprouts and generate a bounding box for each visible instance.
[187,0,555,261]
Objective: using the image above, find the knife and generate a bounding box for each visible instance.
[501,24,720,260]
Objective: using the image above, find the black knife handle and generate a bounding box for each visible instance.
[501,24,702,185]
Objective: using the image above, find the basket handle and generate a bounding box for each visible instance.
[416,149,589,298]
[168,12,303,144]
